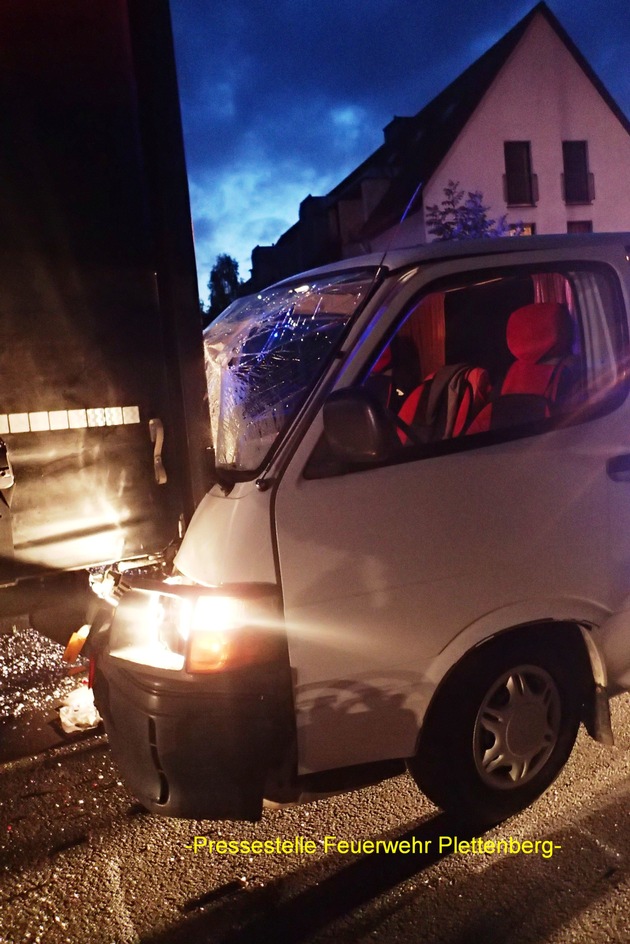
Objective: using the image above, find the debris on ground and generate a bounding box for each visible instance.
[0,626,101,763]
[0,626,79,721]
[58,683,102,734]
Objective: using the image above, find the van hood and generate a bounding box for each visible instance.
[174,483,277,588]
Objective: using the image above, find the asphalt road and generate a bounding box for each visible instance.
[1,688,629,944]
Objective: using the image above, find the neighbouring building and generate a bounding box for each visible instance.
[249,2,630,290]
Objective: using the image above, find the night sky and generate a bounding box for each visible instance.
[168,0,630,298]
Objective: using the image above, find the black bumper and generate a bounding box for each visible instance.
[93,654,295,821]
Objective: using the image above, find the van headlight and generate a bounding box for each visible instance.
[107,584,282,673]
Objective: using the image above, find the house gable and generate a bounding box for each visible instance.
[405,9,630,248]
[249,2,630,288]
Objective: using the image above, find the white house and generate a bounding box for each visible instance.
[249,2,630,290]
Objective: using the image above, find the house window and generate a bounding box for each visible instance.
[509,222,536,236]
[567,220,593,233]
[503,142,538,206]
[562,141,594,204]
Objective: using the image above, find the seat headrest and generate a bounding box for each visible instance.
[506,302,573,363]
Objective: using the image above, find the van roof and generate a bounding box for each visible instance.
[273,232,630,286]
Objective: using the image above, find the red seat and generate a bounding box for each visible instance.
[398,364,491,444]
[467,302,575,434]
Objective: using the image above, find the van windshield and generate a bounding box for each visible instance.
[203,270,377,473]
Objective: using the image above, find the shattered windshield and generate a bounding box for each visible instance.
[204,269,377,473]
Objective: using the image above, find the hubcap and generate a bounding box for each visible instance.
[473,665,562,790]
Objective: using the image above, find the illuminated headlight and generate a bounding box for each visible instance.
[108,585,281,673]
[185,595,254,672]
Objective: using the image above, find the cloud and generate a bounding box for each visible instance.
[190,159,344,289]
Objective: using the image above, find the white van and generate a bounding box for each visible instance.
[91,233,630,825]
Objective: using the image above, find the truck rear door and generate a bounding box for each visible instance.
[0,0,209,591]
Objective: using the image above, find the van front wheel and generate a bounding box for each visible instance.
[408,633,585,825]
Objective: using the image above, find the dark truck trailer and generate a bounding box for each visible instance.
[0,0,209,640]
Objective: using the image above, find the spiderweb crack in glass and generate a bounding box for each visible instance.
[203,271,376,472]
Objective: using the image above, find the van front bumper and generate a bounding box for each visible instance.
[93,653,295,821]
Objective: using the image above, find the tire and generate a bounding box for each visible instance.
[408,628,588,826]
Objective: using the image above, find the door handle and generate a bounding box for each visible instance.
[0,438,14,490]
[149,418,168,485]
[607,454,630,482]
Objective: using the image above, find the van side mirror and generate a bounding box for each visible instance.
[322,389,400,464]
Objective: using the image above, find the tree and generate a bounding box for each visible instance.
[425,181,520,240]
[205,254,242,324]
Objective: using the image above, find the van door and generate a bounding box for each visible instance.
[273,253,629,775]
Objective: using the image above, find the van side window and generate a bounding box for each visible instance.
[364,264,624,450]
